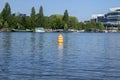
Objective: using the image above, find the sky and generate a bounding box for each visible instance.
[0,0,120,21]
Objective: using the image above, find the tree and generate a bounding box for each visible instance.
[63,10,69,24]
[20,17,26,29]
[44,16,49,29]
[10,16,19,29]
[77,22,84,30]
[0,12,2,19]
[19,16,31,29]
[64,23,68,30]
[2,3,11,26]
[1,2,11,21]
[118,24,120,30]
[84,22,94,31]
[48,14,64,29]
[37,6,45,27]
[0,13,3,28]
[0,19,3,29]
[68,16,79,29]
[30,7,36,29]
[4,21,9,28]
[96,22,105,30]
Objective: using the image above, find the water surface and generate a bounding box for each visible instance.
[0,32,120,80]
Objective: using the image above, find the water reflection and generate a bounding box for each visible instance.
[58,43,63,64]
[0,33,12,80]
[29,33,45,79]
[0,33,120,80]
[30,33,36,55]
[2,33,12,54]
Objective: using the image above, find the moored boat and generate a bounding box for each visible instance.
[12,29,33,32]
[35,27,45,32]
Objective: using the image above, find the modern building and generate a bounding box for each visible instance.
[92,7,120,30]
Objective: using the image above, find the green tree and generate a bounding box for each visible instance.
[0,13,3,28]
[1,2,12,28]
[64,23,68,30]
[63,10,69,24]
[26,17,31,29]
[10,16,19,29]
[77,22,83,30]
[37,6,45,27]
[30,7,36,29]
[68,16,79,29]
[85,22,93,31]
[4,21,9,28]
[96,22,105,30]
[1,2,11,21]
[83,21,105,31]
[20,16,31,29]
[0,12,2,19]
[19,16,27,29]
[49,14,64,29]
[118,24,120,30]
[44,16,49,29]
[0,19,3,29]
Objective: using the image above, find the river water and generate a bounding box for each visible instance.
[0,32,120,80]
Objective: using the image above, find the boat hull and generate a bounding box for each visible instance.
[35,27,45,32]
[12,29,33,32]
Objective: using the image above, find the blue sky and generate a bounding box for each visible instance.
[0,0,120,21]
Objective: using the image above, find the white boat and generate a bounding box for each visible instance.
[35,27,45,32]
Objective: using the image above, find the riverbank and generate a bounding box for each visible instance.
[0,28,120,33]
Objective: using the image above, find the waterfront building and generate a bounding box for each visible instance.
[92,7,120,30]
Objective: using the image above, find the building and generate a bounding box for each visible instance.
[92,7,120,30]
[91,14,106,23]
[12,12,26,17]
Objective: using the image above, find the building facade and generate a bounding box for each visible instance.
[92,7,120,29]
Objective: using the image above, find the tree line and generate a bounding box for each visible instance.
[0,2,105,31]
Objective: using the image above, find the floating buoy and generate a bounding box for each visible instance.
[58,34,63,43]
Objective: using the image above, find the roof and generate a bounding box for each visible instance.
[109,7,120,12]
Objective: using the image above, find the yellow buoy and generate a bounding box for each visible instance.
[58,34,63,43]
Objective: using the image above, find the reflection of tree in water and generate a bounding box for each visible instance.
[38,33,44,59]
[30,33,44,58]
[30,33,36,56]
[3,33,11,53]
[63,33,69,54]
[38,33,44,50]
[37,33,45,78]
[1,33,12,80]
[29,33,45,79]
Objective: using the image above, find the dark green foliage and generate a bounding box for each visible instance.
[0,13,3,28]
[1,2,12,28]
[44,16,49,29]
[10,16,19,29]
[84,21,105,31]
[96,22,105,30]
[118,24,120,30]
[48,14,64,29]
[0,2,106,31]
[68,16,79,29]
[63,10,69,23]
[37,6,45,27]
[19,16,31,29]
[30,7,36,29]
[0,12,2,19]
[1,2,11,21]
[77,22,84,30]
